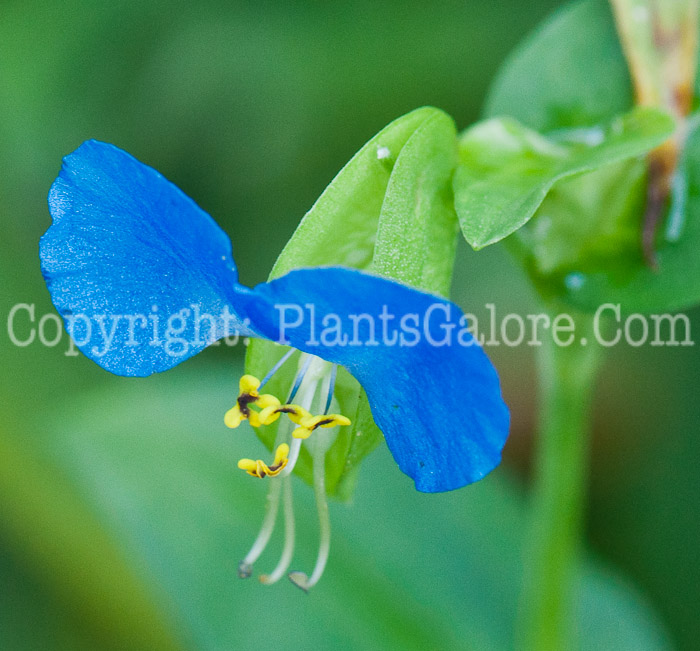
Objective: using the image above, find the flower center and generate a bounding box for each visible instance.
[225,352,349,477]
[225,351,350,590]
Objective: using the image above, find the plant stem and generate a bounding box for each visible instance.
[517,311,603,650]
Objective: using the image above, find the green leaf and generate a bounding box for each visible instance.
[454,107,674,250]
[486,0,700,132]
[485,0,632,132]
[0,542,94,651]
[21,369,672,650]
[245,107,458,499]
[480,0,700,312]
[0,429,183,651]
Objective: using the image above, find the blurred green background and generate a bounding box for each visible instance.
[1,0,698,649]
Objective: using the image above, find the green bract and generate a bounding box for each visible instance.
[485,0,633,132]
[245,107,459,498]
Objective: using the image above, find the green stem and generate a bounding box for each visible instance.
[517,311,603,650]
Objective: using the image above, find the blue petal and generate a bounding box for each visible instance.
[240,267,510,492]
[41,142,508,490]
[40,140,255,376]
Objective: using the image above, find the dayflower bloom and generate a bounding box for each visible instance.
[40,140,510,588]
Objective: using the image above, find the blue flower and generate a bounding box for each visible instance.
[40,140,509,495]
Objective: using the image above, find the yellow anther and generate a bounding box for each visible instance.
[257,403,312,426]
[239,374,261,395]
[286,405,312,425]
[272,443,289,466]
[248,410,262,428]
[237,444,290,478]
[224,376,281,429]
[257,394,281,409]
[291,425,313,440]
[257,405,281,426]
[292,414,351,440]
[237,458,258,474]
[224,405,244,429]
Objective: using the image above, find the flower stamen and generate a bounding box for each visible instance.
[258,475,296,585]
[292,413,351,440]
[235,355,349,588]
[257,347,296,391]
[323,364,338,414]
[224,374,280,429]
[238,443,290,478]
[288,437,331,592]
[238,473,283,578]
[288,354,314,402]
[257,403,311,426]
[279,371,321,477]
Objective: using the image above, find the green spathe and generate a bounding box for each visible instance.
[246,107,459,498]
